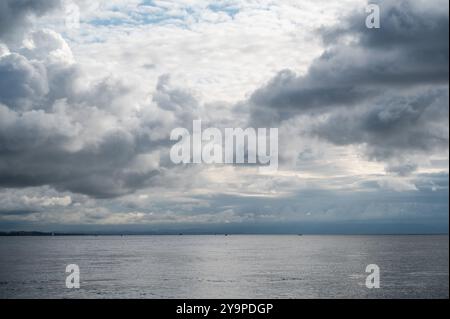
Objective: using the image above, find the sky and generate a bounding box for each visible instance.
[0,0,448,234]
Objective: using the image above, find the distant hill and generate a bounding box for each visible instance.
[0,231,87,236]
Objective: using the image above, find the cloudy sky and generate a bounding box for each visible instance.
[0,0,448,234]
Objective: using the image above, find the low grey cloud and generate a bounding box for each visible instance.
[0,209,37,216]
[250,0,448,120]
[311,88,449,161]
[0,0,61,43]
[248,0,449,171]
[0,29,202,198]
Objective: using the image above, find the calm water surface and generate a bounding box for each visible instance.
[0,235,448,298]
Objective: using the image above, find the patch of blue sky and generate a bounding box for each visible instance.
[88,18,132,26]
[86,2,193,27]
[207,3,240,18]
[88,14,187,28]
[86,1,238,28]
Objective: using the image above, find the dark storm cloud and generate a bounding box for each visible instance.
[0,53,49,110]
[0,28,200,198]
[312,88,449,160]
[0,209,37,216]
[385,162,418,176]
[0,117,148,198]
[250,0,448,120]
[0,0,61,42]
[0,74,192,198]
[335,0,449,53]
[248,0,449,166]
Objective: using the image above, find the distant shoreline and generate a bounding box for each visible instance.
[0,231,448,237]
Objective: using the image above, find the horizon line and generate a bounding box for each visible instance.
[0,231,448,236]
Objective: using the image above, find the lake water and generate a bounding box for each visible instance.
[0,235,448,298]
